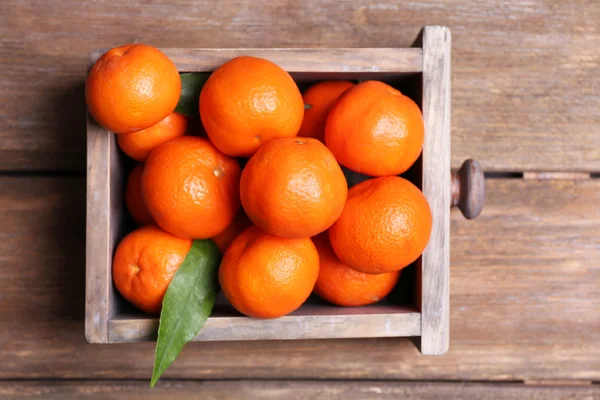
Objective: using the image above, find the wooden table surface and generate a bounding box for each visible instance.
[1,1,599,398]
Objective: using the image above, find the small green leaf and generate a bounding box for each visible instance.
[175,73,211,118]
[150,239,221,388]
[304,104,313,110]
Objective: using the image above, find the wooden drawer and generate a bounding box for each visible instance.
[86,26,452,355]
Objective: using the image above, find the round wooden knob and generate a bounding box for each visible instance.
[451,159,485,219]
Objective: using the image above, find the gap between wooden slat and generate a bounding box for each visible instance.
[485,171,596,180]
[484,171,524,179]
[0,378,529,384]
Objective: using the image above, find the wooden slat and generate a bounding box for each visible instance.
[420,25,451,355]
[85,117,111,343]
[88,48,423,73]
[85,117,127,343]
[0,380,599,400]
[164,48,423,73]
[108,306,421,342]
[524,380,593,386]
[0,177,599,380]
[1,0,599,171]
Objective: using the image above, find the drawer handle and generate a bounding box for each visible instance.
[451,159,485,219]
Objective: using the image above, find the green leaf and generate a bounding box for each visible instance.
[150,239,221,388]
[175,73,211,118]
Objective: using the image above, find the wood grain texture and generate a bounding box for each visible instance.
[109,306,421,342]
[0,381,599,400]
[1,177,599,380]
[523,172,592,180]
[1,0,599,171]
[85,116,110,343]
[420,26,451,355]
[85,114,127,343]
[120,48,423,73]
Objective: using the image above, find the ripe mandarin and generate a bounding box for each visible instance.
[325,80,424,176]
[124,164,153,225]
[200,56,304,156]
[117,112,188,161]
[86,44,181,134]
[329,176,432,274]
[113,225,192,314]
[298,81,354,142]
[240,137,347,238]
[142,136,240,239]
[219,226,319,318]
[312,233,400,307]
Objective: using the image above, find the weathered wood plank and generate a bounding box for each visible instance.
[88,47,424,74]
[164,48,423,73]
[85,117,113,343]
[0,0,599,171]
[0,177,598,380]
[108,306,421,342]
[0,380,598,400]
[420,25,451,355]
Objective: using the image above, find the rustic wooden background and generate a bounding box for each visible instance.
[1,0,599,398]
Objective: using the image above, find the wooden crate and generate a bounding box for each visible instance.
[86,26,451,355]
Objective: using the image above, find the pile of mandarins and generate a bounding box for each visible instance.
[87,44,432,318]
